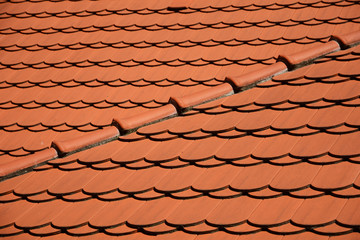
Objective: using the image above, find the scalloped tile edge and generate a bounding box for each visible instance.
[2,30,360,179]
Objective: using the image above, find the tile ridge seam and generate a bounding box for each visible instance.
[1,30,359,180]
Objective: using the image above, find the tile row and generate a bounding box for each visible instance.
[0,231,358,240]
[0,65,358,90]
[0,17,358,35]
[0,5,357,29]
[0,0,356,18]
[0,196,359,234]
[0,45,358,85]
[0,99,358,153]
[1,161,360,202]
[60,132,360,162]
[0,37,329,52]
[0,105,358,133]
[1,23,357,51]
[0,101,359,149]
[0,90,358,112]
[0,58,270,70]
[0,68,358,107]
[3,138,359,195]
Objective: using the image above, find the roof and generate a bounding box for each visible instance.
[0,0,360,239]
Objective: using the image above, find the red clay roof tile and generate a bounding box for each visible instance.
[0,1,360,239]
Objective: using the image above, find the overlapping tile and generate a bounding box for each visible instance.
[0,0,360,239]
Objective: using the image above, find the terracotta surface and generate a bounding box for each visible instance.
[0,0,360,239]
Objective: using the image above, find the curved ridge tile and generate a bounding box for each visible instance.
[278,41,340,70]
[0,148,58,178]
[331,29,360,49]
[225,62,287,91]
[113,105,177,134]
[52,126,119,157]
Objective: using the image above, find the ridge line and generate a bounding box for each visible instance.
[1,30,359,180]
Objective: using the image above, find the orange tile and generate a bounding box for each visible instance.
[52,199,106,229]
[249,196,303,227]
[292,196,347,227]
[166,196,219,226]
[311,161,360,191]
[155,166,206,193]
[16,200,68,229]
[207,197,261,227]
[230,164,280,191]
[127,198,180,227]
[290,133,339,158]
[270,163,321,191]
[89,199,144,228]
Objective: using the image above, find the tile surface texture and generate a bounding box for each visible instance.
[0,0,360,239]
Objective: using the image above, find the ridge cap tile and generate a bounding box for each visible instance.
[331,29,360,49]
[225,62,288,92]
[170,83,234,114]
[52,126,119,157]
[0,148,57,179]
[278,40,340,70]
[113,104,177,134]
